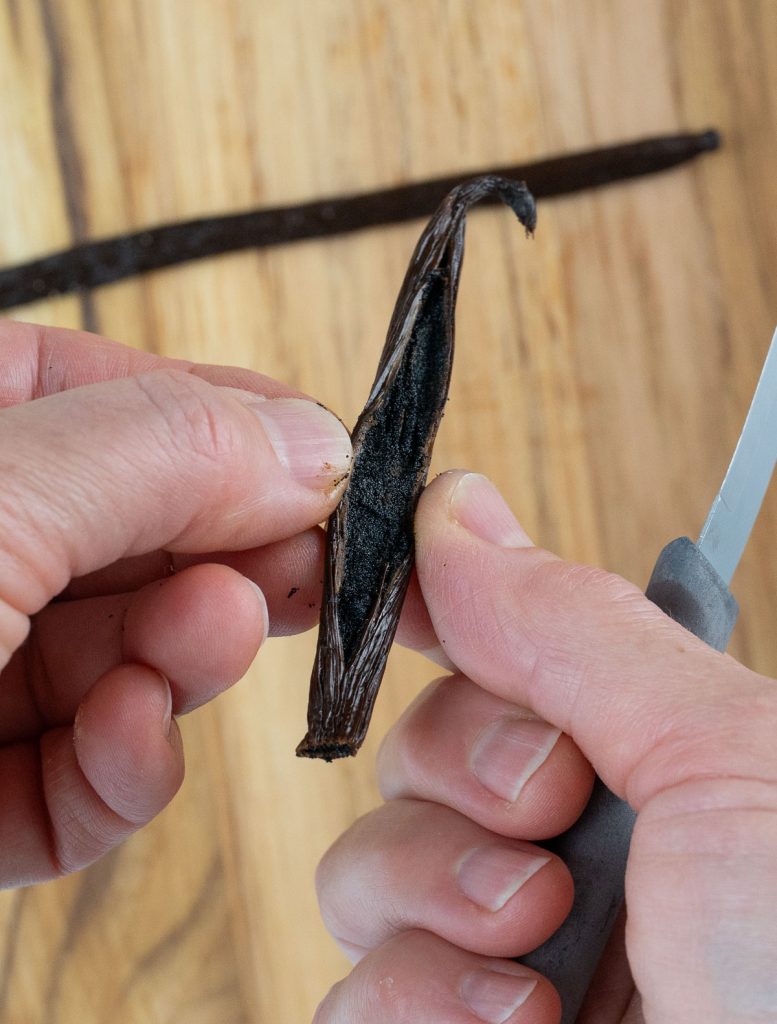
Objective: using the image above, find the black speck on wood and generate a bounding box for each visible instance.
[297,176,536,761]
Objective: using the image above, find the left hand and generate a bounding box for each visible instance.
[0,320,352,887]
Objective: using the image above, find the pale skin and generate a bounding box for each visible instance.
[0,322,775,1024]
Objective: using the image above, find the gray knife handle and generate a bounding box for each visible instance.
[518,536,738,1022]
[519,778,636,1022]
[644,536,739,651]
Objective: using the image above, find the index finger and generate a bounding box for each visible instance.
[0,369,352,626]
[0,319,308,404]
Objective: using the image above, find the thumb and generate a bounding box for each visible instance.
[0,369,351,653]
[414,470,776,810]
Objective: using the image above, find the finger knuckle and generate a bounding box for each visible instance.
[522,557,665,661]
[314,946,405,1022]
[314,826,367,939]
[314,846,337,925]
[526,557,647,625]
[377,681,447,799]
[315,965,410,1024]
[132,370,242,467]
[511,558,668,731]
[628,677,777,805]
[315,804,429,949]
[353,933,426,1023]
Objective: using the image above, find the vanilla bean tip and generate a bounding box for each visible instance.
[698,128,722,150]
[295,736,357,762]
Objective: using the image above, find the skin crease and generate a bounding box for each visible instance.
[2,322,776,1023]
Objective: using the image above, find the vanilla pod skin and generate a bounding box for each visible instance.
[0,130,718,311]
[297,176,536,760]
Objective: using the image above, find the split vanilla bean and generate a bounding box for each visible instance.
[0,130,718,311]
[297,176,536,760]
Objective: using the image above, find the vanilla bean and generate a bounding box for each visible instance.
[297,176,536,760]
[0,130,718,311]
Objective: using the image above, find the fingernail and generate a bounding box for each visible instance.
[159,675,173,733]
[471,718,561,802]
[456,846,550,912]
[249,398,352,491]
[460,969,537,1023]
[245,578,270,641]
[449,473,532,547]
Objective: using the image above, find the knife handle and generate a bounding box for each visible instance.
[519,778,635,1022]
[518,536,738,1023]
[643,535,739,650]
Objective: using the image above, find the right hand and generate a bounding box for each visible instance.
[315,470,777,1023]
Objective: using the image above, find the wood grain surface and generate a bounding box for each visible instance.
[1,1,776,1021]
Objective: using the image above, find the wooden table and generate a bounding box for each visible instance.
[1,2,776,1020]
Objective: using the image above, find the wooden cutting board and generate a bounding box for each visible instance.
[1,1,776,1020]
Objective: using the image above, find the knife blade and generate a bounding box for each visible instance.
[698,324,777,585]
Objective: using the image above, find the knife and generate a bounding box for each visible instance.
[519,324,777,1022]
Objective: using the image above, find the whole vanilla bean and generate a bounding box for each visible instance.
[297,176,536,760]
[0,130,718,311]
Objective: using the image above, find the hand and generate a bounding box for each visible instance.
[0,320,352,888]
[314,470,777,1023]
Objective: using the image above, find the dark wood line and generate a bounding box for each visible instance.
[39,0,87,240]
[0,130,720,312]
[38,0,99,333]
[0,890,26,1015]
[116,857,221,1001]
[43,853,121,1023]
[6,0,22,46]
